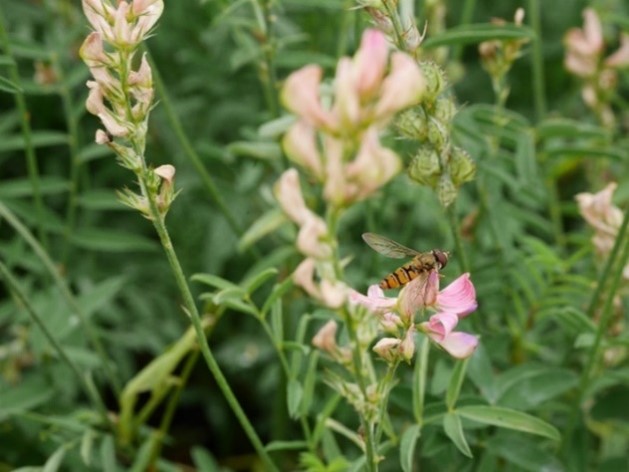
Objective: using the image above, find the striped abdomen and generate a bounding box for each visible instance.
[379,259,428,290]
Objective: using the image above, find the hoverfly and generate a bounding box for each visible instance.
[362,232,448,290]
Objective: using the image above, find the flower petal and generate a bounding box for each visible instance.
[349,284,397,314]
[436,273,477,317]
[353,29,389,100]
[433,331,479,359]
[274,169,312,225]
[422,312,459,342]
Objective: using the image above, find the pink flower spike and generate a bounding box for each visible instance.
[434,332,479,359]
[353,29,389,99]
[436,273,478,317]
[281,65,334,130]
[421,312,459,342]
[582,8,604,54]
[349,284,397,315]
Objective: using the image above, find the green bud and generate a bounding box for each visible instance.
[433,96,457,124]
[449,146,476,186]
[437,173,457,207]
[408,147,441,187]
[419,61,447,103]
[426,118,447,150]
[394,108,428,140]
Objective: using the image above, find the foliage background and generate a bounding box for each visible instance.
[1,0,629,470]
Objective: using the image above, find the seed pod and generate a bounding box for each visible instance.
[408,148,441,187]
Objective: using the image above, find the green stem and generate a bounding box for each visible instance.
[0,201,122,396]
[0,260,110,424]
[374,360,400,445]
[527,0,547,120]
[0,7,48,249]
[145,51,246,239]
[138,174,279,472]
[545,175,566,249]
[252,0,280,118]
[382,0,407,52]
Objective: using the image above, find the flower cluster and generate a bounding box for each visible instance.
[80,0,176,218]
[281,29,425,208]
[576,182,629,280]
[350,272,478,360]
[478,8,528,103]
[80,0,163,166]
[564,8,629,126]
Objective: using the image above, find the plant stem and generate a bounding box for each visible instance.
[0,201,122,396]
[0,261,110,424]
[0,7,47,249]
[527,0,547,121]
[382,0,407,52]
[453,0,477,61]
[446,203,470,274]
[252,0,280,118]
[138,174,279,472]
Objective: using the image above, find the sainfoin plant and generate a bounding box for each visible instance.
[1,0,629,471]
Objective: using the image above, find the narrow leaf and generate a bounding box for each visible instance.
[412,336,430,423]
[446,358,470,410]
[287,378,303,419]
[42,446,66,472]
[400,424,422,472]
[423,23,534,49]
[457,405,560,441]
[0,75,22,93]
[443,412,473,458]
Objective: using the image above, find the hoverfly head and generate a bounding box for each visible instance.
[433,250,449,270]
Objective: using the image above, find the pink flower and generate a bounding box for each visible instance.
[397,271,440,324]
[374,52,425,120]
[564,8,604,77]
[576,183,629,279]
[353,29,389,100]
[281,65,335,130]
[282,121,324,179]
[312,320,339,353]
[373,337,401,363]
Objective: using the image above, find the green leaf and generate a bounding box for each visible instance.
[243,267,278,294]
[261,277,294,317]
[265,440,309,452]
[456,405,560,441]
[413,336,430,422]
[70,228,157,252]
[192,273,241,291]
[486,433,564,472]
[100,435,118,472]
[0,55,16,66]
[423,23,535,49]
[227,140,282,161]
[77,276,126,317]
[42,446,66,472]
[467,343,497,403]
[80,429,96,466]
[0,377,54,420]
[0,177,69,198]
[287,378,303,419]
[78,190,127,211]
[536,118,609,141]
[300,351,318,416]
[191,447,221,472]
[129,435,156,472]
[0,75,22,93]
[238,209,287,252]
[0,131,68,152]
[446,358,469,410]
[270,299,283,342]
[443,412,473,458]
[497,368,578,410]
[400,424,422,472]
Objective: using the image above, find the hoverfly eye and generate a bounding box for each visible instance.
[434,250,448,269]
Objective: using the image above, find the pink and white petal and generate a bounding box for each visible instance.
[293,258,321,299]
[282,121,323,179]
[281,65,335,129]
[423,312,459,341]
[333,58,361,129]
[297,217,331,260]
[433,331,478,359]
[349,284,397,314]
[374,52,425,120]
[606,33,629,68]
[274,169,312,225]
[353,29,389,99]
[436,273,478,317]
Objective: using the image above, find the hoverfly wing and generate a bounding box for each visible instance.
[361,232,421,259]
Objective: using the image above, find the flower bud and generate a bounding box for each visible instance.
[433,96,457,124]
[408,148,441,187]
[426,119,447,149]
[372,337,401,363]
[437,173,457,207]
[394,108,428,140]
[312,320,339,354]
[449,147,476,186]
[400,326,416,362]
[419,61,447,103]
